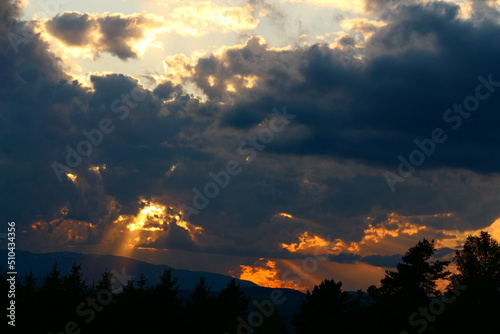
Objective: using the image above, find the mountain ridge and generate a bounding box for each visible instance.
[0,249,261,291]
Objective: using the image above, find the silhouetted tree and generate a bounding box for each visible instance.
[136,272,148,290]
[150,269,183,332]
[454,231,500,290]
[95,269,113,291]
[216,278,251,333]
[186,277,218,333]
[63,264,88,304]
[254,303,287,334]
[40,263,66,332]
[156,269,180,300]
[368,239,450,333]
[113,276,145,333]
[121,277,136,294]
[375,239,450,303]
[292,279,351,334]
[437,231,500,333]
[41,263,62,293]
[21,270,36,294]
[87,269,115,334]
[17,271,39,333]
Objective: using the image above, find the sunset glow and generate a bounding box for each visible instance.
[66,173,77,182]
[237,259,307,290]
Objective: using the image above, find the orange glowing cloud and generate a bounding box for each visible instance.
[280,212,451,258]
[281,232,331,254]
[65,172,77,183]
[362,213,428,243]
[279,211,500,272]
[116,199,204,237]
[435,217,500,250]
[109,198,204,256]
[29,217,95,245]
[237,258,307,290]
[237,257,388,292]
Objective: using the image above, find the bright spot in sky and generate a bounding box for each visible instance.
[238,259,307,290]
[66,173,77,182]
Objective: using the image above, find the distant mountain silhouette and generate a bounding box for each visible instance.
[0,249,258,291]
[0,249,306,330]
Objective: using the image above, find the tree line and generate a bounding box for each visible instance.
[2,231,500,333]
[293,231,500,333]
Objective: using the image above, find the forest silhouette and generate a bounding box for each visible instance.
[2,231,500,333]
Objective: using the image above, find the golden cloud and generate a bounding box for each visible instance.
[236,258,308,290]
[171,2,259,36]
[281,0,367,14]
[40,12,167,60]
[340,17,388,40]
[111,198,204,251]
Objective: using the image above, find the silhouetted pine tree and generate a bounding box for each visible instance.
[17,270,39,333]
[150,269,183,332]
[113,276,141,332]
[136,272,148,290]
[40,263,66,333]
[292,279,351,334]
[86,269,115,334]
[216,278,251,333]
[254,302,287,334]
[454,231,500,291]
[63,264,88,304]
[186,277,218,333]
[95,269,113,291]
[437,231,500,333]
[364,239,450,333]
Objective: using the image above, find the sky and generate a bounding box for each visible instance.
[2,0,500,292]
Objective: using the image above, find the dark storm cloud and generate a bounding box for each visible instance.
[45,12,162,59]
[0,2,88,227]
[153,81,183,100]
[3,0,500,259]
[45,12,96,46]
[192,2,500,174]
[328,248,454,267]
[180,1,500,242]
[328,253,402,267]
[0,2,193,244]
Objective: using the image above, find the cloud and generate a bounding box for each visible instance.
[236,258,307,290]
[328,253,402,267]
[170,1,260,36]
[186,2,500,176]
[43,12,166,59]
[281,0,368,14]
[4,0,500,292]
[39,2,262,60]
[339,17,388,40]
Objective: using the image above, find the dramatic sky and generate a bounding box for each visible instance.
[3,0,500,291]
